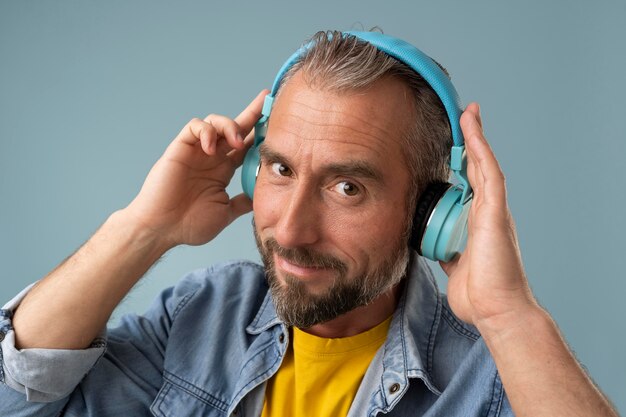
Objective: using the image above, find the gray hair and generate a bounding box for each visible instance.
[274,30,453,237]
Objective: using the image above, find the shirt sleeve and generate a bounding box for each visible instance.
[0,272,204,417]
[0,283,107,403]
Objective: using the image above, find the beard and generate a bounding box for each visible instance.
[253,221,409,329]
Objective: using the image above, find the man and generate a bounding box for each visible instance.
[0,30,618,416]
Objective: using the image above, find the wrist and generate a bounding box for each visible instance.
[12,209,174,350]
[475,302,619,416]
[475,302,549,345]
[108,208,175,257]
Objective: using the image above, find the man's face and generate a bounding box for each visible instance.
[253,71,414,328]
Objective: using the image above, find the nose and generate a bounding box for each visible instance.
[273,182,321,249]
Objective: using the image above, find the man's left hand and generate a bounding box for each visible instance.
[439,103,539,332]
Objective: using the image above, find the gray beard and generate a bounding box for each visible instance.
[253,223,409,329]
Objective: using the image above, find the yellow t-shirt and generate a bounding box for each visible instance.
[261,316,392,417]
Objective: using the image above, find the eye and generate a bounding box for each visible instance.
[334,181,360,197]
[271,162,293,177]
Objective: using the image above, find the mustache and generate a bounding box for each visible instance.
[263,238,348,274]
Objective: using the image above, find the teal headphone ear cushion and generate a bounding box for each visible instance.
[410,182,451,255]
[241,117,269,199]
[241,143,261,199]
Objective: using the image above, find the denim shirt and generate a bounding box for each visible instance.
[0,253,513,416]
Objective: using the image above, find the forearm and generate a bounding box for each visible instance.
[477,306,618,417]
[11,209,171,350]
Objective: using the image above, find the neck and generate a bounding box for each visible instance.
[300,280,404,338]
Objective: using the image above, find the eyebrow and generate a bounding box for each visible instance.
[258,142,385,183]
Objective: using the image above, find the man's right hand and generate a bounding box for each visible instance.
[123,89,269,249]
[10,90,268,350]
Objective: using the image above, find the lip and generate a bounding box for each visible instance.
[274,253,329,280]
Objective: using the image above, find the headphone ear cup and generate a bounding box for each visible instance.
[412,182,471,262]
[241,117,269,199]
[241,143,261,199]
[410,182,451,255]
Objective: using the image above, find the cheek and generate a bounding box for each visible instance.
[252,181,274,228]
[328,201,407,258]
[252,176,289,232]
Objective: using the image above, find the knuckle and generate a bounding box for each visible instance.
[231,119,241,131]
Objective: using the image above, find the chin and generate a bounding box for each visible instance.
[275,269,336,297]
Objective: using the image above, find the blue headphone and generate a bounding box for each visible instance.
[241,31,473,262]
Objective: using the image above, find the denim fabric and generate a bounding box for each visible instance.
[0,253,513,416]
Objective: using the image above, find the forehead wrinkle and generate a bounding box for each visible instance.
[272,107,403,158]
[278,109,385,140]
[269,77,413,174]
[269,120,384,158]
[283,99,393,140]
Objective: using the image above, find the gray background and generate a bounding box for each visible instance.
[1,0,624,412]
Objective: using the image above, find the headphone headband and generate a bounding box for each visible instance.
[265,31,465,147]
[241,30,474,262]
[259,31,472,204]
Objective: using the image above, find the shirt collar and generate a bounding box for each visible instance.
[246,286,282,335]
[244,251,443,397]
[381,252,443,397]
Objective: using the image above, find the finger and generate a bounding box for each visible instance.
[439,252,461,277]
[462,104,485,199]
[467,102,483,130]
[460,104,507,207]
[175,118,215,151]
[229,193,253,220]
[465,136,483,198]
[234,89,270,135]
[204,113,246,152]
[175,118,232,158]
[228,129,256,167]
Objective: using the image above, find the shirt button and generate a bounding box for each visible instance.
[389,383,400,394]
[278,333,285,343]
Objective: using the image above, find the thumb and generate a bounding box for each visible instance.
[439,252,461,277]
[229,193,253,221]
